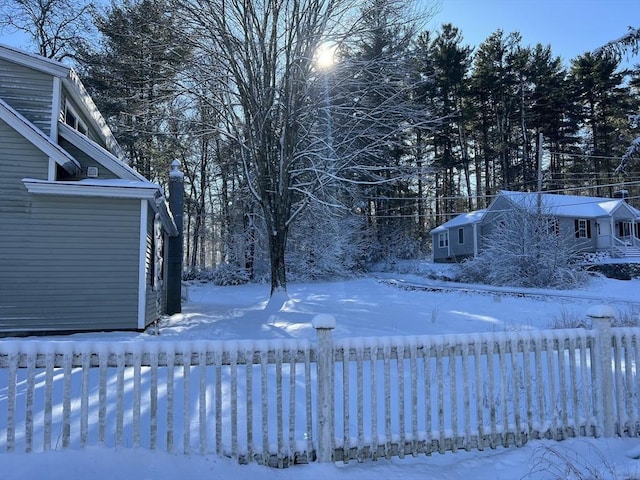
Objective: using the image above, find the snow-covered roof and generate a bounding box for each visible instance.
[430,190,640,235]
[431,209,487,233]
[498,190,640,218]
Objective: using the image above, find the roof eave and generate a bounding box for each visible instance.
[58,122,146,182]
[0,98,81,175]
[22,178,159,199]
[0,43,70,77]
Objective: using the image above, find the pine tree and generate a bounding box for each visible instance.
[78,0,192,179]
[568,53,631,196]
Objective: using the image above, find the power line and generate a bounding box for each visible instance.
[547,151,630,161]
[362,180,640,202]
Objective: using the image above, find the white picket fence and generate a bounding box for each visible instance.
[0,308,638,467]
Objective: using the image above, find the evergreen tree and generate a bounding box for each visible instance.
[568,53,631,196]
[526,44,578,190]
[78,0,192,179]
[335,0,430,261]
[413,24,473,217]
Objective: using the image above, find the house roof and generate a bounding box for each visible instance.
[430,190,640,235]
[58,122,148,183]
[431,209,487,233]
[52,126,179,236]
[0,45,178,237]
[498,190,640,219]
[0,43,122,158]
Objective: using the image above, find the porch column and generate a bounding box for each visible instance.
[473,222,478,257]
[166,160,184,315]
[610,217,614,250]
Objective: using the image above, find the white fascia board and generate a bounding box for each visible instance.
[610,201,640,219]
[22,178,159,199]
[0,98,81,175]
[58,122,146,182]
[0,44,70,77]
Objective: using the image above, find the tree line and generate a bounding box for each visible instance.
[2,0,639,296]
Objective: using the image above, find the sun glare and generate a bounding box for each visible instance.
[315,42,337,69]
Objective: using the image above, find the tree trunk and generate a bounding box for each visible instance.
[265,217,289,310]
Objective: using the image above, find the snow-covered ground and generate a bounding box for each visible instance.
[3,268,640,479]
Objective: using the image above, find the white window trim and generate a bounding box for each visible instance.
[577,219,588,238]
[458,227,464,245]
[63,100,88,136]
[438,231,449,248]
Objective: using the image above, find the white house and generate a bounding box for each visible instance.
[431,190,640,263]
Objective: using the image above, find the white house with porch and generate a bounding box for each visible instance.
[431,190,640,263]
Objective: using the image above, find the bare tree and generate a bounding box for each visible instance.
[0,0,94,61]
[175,0,434,304]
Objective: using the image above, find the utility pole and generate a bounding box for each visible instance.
[537,132,543,212]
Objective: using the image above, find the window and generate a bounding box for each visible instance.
[620,222,631,237]
[575,219,591,239]
[458,227,464,244]
[62,101,88,136]
[438,231,449,248]
[547,217,560,236]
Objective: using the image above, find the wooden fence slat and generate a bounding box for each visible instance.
[199,350,207,456]
[133,351,142,448]
[150,351,159,450]
[116,351,125,447]
[6,353,17,453]
[397,345,405,458]
[183,345,192,455]
[25,353,36,453]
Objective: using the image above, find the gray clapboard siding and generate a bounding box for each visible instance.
[0,58,55,135]
[58,137,120,179]
[0,119,48,215]
[0,193,143,332]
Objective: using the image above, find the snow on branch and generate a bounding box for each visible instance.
[615,136,640,174]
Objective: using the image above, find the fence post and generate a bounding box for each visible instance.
[313,314,335,463]
[587,305,616,437]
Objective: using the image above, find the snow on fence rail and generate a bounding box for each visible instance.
[0,308,638,467]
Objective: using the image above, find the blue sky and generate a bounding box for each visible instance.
[1,0,638,67]
[428,0,640,65]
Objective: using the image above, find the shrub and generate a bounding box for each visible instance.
[458,205,590,289]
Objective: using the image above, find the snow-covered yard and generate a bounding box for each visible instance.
[2,269,640,479]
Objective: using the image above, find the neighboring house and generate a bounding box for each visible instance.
[431,190,640,263]
[0,44,181,334]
